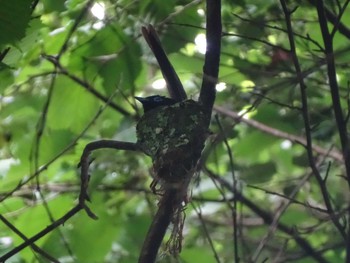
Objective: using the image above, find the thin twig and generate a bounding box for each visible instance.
[0,215,60,263]
[0,88,123,203]
[205,168,329,263]
[308,0,350,40]
[57,0,94,57]
[251,172,312,262]
[313,0,350,260]
[192,204,222,263]
[314,0,350,189]
[43,55,132,117]
[79,140,140,218]
[214,105,343,162]
[280,0,346,240]
[215,115,239,262]
[231,13,324,51]
[330,0,350,38]
[0,205,82,262]
[30,66,75,262]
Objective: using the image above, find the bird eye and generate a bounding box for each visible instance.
[154,96,163,102]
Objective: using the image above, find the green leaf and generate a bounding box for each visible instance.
[181,247,217,263]
[68,25,142,94]
[234,130,277,162]
[139,0,175,20]
[168,53,204,76]
[0,67,14,92]
[241,161,277,184]
[39,129,76,164]
[67,193,122,262]
[162,5,202,53]
[279,205,314,225]
[41,0,66,13]
[46,76,99,134]
[0,0,32,48]
[14,196,73,261]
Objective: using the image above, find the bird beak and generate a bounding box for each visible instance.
[135,97,145,103]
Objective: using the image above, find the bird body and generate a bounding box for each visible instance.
[135,95,177,113]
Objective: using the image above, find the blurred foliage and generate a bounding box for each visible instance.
[0,0,33,48]
[0,0,349,262]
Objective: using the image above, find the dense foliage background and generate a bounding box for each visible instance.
[0,0,349,262]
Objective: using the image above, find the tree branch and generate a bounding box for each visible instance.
[199,0,222,113]
[44,55,133,117]
[79,140,140,218]
[205,168,330,263]
[314,1,350,260]
[138,2,221,262]
[214,105,343,162]
[309,0,350,40]
[0,215,60,263]
[138,189,183,263]
[0,205,82,262]
[280,0,346,240]
[314,0,350,188]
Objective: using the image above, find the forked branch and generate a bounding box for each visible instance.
[79,140,140,218]
[138,1,221,263]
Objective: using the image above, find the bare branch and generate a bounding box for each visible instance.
[79,140,140,218]
[44,55,133,117]
[280,0,346,240]
[0,205,82,262]
[314,0,350,188]
[205,168,330,263]
[313,0,350,259]
[138,189,181,263]
[0,215,59,263]
[214,105,343,162]
[309,0,350,40]
[199,0,222,113]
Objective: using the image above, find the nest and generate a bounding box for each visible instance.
[136,99,209,189]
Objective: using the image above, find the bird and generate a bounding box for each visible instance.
[135,95,177,113]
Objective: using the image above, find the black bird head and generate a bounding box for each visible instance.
[135,95,177,113]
